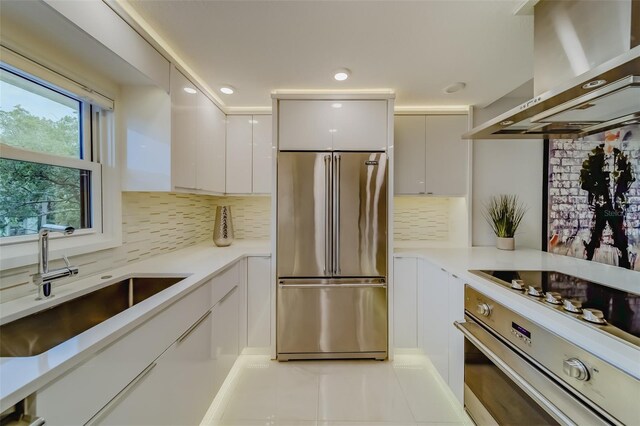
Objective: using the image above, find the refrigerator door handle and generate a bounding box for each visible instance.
[334,153,341,275]
[278,283,387,289]
[324,154,332,275]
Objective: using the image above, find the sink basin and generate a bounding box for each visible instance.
[0,276,188,357]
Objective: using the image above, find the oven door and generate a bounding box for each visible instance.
[454,315,608,426]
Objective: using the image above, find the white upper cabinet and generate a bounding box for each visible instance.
[425,115,469,197]
[171,67,198,190]
[226,116,253,194]
[278,100,388,151]
[197,94,226,193]
[226,115,273,194]
[332,100,388,151]
[279,100,333,150]
[394,114,469,196]
[252,115,273,194]
[394,116,426,194]
[121,85,172,191]
[169,66,226,193]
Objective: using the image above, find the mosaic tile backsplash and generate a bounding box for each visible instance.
[0,192,272,302]
[393,196,450,241]
[1,193,450,301]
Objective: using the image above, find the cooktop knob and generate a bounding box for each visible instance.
[511,279,525,290]
[562,299,583,313]
[582,308,607,324]
[544,292,562,305]
[563,358,590,381]
[477,303,492,317]
[527,286,544,297]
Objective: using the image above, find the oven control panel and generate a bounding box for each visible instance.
[510,322,532,346]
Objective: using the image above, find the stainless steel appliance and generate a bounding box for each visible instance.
[455,285,639,426]
[470,270,640,348]
[277,151,388,360]
[465,0,640,139]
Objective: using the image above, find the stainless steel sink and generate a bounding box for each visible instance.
[0,276,188,357]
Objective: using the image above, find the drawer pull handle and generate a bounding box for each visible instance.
[219,284,238,304]
[177,310,212,344]
[86,362,157,425]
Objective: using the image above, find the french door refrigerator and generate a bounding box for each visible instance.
[277,151,388,360]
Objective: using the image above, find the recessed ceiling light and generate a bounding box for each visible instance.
[500,120,515,126]
[334,69,351,81]
[183,87,197,94]
[220,86,235,95]
[331,103,343,109]
[443,82,466,94]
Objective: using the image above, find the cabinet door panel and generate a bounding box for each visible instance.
[332,100,387,151]
[278,100,333,150]
[171,67,198,189]
[226,115,253,193]
[247,257,272,348]
[420,260,450,381]
[394,116,426,194]
[252,115,272,194]
[36,283,211,426]
[213,286,240,391]
[198,95,225,193]
[424,115,468,196]
[95,312,216,426]
[447,274,465,404]
[393,257,418,348]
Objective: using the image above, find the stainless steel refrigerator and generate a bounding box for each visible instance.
[277,151,388,360]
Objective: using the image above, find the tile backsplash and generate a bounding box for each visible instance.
[1,193,452,301]
[0,192,271,302]
[393,196,450,241]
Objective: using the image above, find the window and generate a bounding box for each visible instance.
[0,47,121,270]
[0,66,97,238]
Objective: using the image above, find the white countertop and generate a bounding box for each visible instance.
[2,241,638,410]
[395,246,640,378]
[0,241,270,411]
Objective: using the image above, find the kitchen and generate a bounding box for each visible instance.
[0,0,638,425]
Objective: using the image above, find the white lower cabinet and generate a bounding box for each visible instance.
[393,257,418,348]
[418,260,450,381]
[247,256,272,348]
[394,256,466,405]
[212,285,240,391]
[35,259,249,426]
[94,309,216,426]
[447,273,465,404]
[35,281,212,426]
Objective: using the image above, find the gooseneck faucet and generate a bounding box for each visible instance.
[33,224,79,300]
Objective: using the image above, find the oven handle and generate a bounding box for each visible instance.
[454,320,580,426]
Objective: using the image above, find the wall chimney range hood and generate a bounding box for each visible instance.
[464,0,640,140]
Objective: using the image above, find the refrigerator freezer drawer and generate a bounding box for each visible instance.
[277,283,387,359]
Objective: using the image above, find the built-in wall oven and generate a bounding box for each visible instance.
[454,285,639,426]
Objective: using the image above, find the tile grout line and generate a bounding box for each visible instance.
[390,358,420,424]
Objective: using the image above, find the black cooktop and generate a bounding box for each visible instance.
[473,270,640,343]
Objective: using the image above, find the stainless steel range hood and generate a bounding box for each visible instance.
[464,0,640,140]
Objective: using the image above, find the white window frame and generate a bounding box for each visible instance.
[0,48,122,270]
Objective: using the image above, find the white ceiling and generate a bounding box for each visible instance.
[128,0,535,109]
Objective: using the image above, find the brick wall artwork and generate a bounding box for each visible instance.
[547,124,640,271]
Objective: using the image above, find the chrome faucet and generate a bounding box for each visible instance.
[33,224,79,300]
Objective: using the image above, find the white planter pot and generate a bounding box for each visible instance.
[496,237,515,251]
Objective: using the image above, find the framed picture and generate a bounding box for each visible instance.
[544,124,640,271]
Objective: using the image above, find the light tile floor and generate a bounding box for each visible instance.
[200,354,472,426]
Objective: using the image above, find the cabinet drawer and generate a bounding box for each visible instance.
[212,262,241,304]
[35,282,212,426]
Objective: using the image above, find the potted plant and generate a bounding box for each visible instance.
[483,195,527,250]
